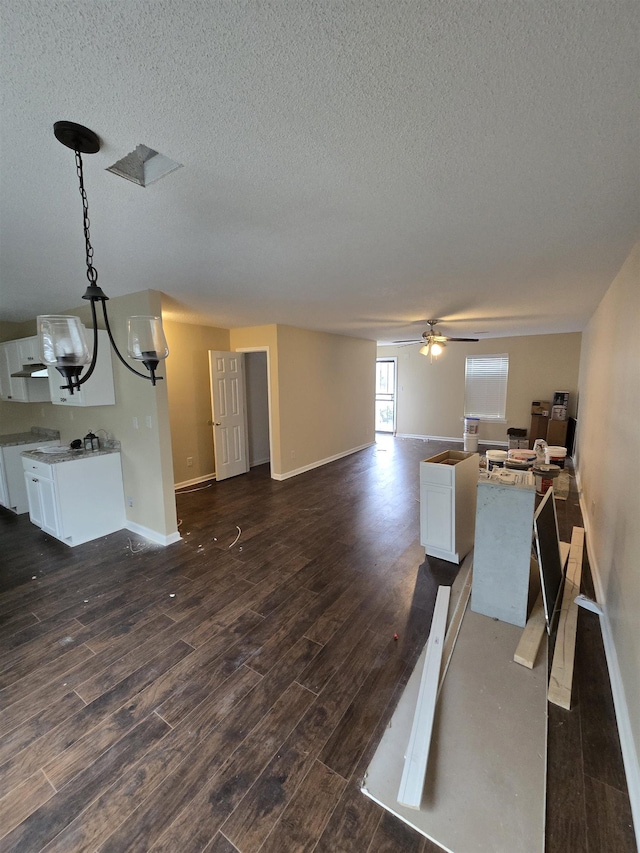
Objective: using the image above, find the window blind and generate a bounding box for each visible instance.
[464,354,509,420]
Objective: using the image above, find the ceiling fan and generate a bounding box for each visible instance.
[393,319,479,359]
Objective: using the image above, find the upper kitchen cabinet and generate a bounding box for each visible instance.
[0,338,50,403]
[47,328,116,407]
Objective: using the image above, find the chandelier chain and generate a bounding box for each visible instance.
[74,150,98,285]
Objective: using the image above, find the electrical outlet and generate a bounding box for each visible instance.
[127,496,134,507]
[187,457,193,467]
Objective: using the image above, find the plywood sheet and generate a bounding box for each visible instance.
[362,609,547,853]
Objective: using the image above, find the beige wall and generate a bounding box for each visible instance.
[377,333,582,444]
[0,291,178,541]
[230,325,376,478]
[163,319,229,485]
[576,239,640,806]
[276,325,376,474]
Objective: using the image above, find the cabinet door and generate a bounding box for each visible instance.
[0,454,9,508]
[18,336,41,364]
[24,472,43,527]
[47,329,115,407]
[38,477,60,537]
[420,483,454,552]
[0,341,27,402]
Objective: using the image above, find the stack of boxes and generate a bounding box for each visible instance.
[547,391,569,446]
[528,393,570,449]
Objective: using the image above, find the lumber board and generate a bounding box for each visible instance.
[514,543,570,669]
[438,561,472,694]
[514,590,546,669]
[548,527,584,709]
[397,584,450,810]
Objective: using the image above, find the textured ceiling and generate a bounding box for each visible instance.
[1,1,638,343]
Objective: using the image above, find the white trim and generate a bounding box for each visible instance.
[124,521,181,547]
[575,467,640,838]
[235,346,274,477]
[396,433,508,447]
[397,585,450,809]
[271,442,374,481]
[174,473,214,490]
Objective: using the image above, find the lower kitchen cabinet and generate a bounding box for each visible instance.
[420,450,479,564]
[22,451,125,546]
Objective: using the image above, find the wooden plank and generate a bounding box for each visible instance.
[514,591,546,669]
[514,542,570,669]
[548,527,585,709]
[397,585,450,810]
[438,561,472,694]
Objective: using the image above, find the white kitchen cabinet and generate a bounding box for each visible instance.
[0,435,60,514]
[47,328,116,407]
[22,451,125,546]
[420,450,479,564]
[0,339,50,403]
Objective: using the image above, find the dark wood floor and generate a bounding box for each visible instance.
[0,436,635,852]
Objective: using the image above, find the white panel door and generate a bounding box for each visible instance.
[209,351,249,481]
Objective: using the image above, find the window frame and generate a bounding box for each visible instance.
[464,353,509,422]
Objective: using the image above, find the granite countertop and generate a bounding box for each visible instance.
[0,428,60,448]
[21,444,121,464]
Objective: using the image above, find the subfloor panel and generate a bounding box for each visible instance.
[363,605,548,853]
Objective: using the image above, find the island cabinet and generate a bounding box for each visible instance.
[22,450,125,546]
[420,450,479,564]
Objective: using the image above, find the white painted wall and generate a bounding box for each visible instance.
[576,239,640,830]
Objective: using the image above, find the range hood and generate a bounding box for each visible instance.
[11,363,50,378]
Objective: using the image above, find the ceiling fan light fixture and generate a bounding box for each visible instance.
[430,342,444,357]
[419,343,430,356]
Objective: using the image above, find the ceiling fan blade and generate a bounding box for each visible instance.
[392,339,423,343]
[441,336,479,342]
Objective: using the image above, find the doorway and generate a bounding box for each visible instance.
[236,347,272,471]
[375,357,397,433]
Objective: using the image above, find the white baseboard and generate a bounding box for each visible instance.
[174,473,215,490]
[575,468,640,838]
[395,433,508,447]
[125,521,182,547]
[272,442,374,481]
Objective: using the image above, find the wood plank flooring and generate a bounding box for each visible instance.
[0,436,635,852]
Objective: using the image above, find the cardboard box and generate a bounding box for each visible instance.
[529,413,549,448]
[553,392,569,409]
[531,401,551,416]
[551,405,568,421]
[546,419,568,447]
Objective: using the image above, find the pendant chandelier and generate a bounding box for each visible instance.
[38,121,169,394]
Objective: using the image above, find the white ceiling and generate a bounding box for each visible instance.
[1,1,638,344]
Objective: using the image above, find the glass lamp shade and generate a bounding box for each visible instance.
[127,316,169,362]
[430,342,443,356]
[38,315,91,367]
[419,343,430,356]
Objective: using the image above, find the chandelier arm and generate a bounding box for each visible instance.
[67,299,100,389]
[100,301,159,381]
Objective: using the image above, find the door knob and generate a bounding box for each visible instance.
[214,422,221,426]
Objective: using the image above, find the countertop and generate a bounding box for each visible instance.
[21,444,120,464]
[0,428,60,448]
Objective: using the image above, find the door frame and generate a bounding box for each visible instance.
[375,356,398,434]
[235,346,275,474]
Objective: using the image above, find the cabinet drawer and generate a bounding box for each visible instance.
[22,458,54,479]
[420,462,454,487]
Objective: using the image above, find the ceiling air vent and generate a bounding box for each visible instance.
[106,145,182,187]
